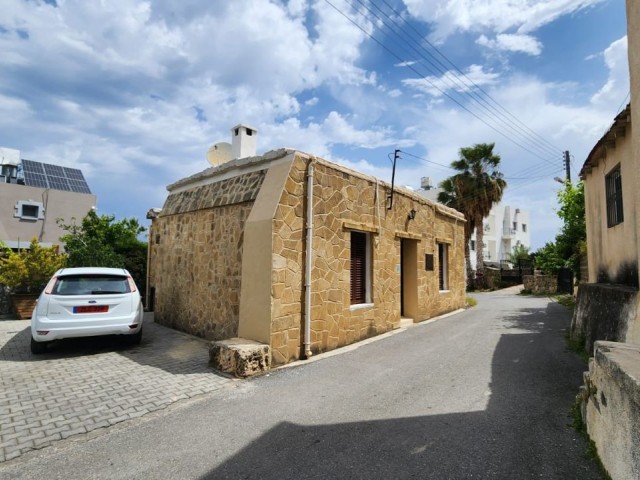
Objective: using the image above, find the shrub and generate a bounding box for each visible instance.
[0,238,67,294]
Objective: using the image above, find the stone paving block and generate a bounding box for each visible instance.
[0,316,233,463]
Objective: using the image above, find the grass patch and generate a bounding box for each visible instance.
[465,296,477,308]
[552,293,576,310]
[566,331,589,363]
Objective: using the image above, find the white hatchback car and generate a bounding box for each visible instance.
[31,267,144,354]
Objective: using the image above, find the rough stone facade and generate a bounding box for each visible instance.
[523,275,557,295]
[149,171,266,340]
[269,155,465,364]
[149,150,466,366]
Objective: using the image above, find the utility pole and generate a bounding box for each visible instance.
[388,149,400,210]
[564,150,571,182]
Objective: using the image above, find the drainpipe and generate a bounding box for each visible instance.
[303,159,315,359]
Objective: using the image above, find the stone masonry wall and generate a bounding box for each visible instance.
[523,275,557,295]
[149,170,266,340]
[269,154,465,364]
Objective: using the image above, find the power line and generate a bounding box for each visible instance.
[378,0,563,156]
[323,0,561,168]
[361,0,563,160]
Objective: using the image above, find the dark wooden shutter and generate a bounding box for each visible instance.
[438,244,445,291]
[351,231,367,304]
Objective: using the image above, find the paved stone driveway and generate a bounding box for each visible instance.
[0,314,233,463]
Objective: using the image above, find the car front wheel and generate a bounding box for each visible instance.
[30,337,48,354]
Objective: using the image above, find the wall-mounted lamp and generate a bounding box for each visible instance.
[408,209,417,221]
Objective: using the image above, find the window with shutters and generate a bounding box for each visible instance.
[605,165,623,228]
[350,231,372,305]
[438,243,448,291]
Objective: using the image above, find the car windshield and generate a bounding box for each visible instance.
[52,274,131,295]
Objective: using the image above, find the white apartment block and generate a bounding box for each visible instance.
[416,179,531,269]
[469,203,530,269]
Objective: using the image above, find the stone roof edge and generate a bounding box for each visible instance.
[167,148,295,192]
[164,147,464,222]
[581,103,631,178]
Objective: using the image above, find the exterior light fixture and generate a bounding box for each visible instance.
[408,209,417,221]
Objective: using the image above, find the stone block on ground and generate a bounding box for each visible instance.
[209,338,270,378]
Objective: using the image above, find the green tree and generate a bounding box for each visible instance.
[534,180,586,277]
[439,143,506,286]
[508,243,531,264]
[58,211,147,294]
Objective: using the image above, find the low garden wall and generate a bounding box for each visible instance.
[579,341,640,480]
[522,275,557,294]
[0,284,11,317]
[571,283,638,354]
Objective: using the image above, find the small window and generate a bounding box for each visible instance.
[522,224,527,233]
[470,240,476,251]
[605,165,623,227]
[438,243,448,291]
[14,200,44,220]
[425,254,434,271]
[350,231,372,305]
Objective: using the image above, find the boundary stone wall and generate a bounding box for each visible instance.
[571,283,638,354]
[579,341,640,480]
[523,275,557,294]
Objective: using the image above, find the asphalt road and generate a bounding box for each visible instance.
[0,289,602,479]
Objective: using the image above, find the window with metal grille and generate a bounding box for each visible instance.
[605,165,623,227]
[350,231,370,305]
[438,243,448,291]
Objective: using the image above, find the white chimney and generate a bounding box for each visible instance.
[231,124,257,159]
[420,176,433,190]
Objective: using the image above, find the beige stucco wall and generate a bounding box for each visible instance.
[269,154,465,364]
[583,121,637,285]
[0,183,96,247]
[627,0,640,290]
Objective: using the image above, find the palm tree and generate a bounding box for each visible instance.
[438,143,506,287]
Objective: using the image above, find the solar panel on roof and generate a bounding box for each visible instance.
[21,159,91,194]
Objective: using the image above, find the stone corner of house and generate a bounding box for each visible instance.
[209,337,271,378]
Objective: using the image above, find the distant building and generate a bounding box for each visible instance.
[470,203,530,268]
[0,147,96,249]
[417,178,531,268]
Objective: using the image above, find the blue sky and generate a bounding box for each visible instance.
[0,0,630,249]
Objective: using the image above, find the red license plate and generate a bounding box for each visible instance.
[74,305,108,314]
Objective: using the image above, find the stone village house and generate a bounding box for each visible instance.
[147,126,465,366]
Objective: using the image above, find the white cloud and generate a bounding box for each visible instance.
[395,60,418,67]
[403,0,606,41]
[477,33,543,56]
[402,64,500,97]
[591,36,629,107]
